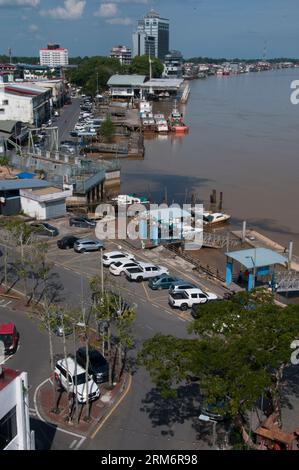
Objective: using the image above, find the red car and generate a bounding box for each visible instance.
[0,323,19,355]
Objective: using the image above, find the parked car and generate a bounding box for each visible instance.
[148,275,181,290]
[74,238,104,253]
[168,289,218,311]
[109,260,140,276]
[30,222,59,237]
[0,323,19,355]
[103,251,135,267]
[54,357,100,404]
[124,263,169,282]
[169,280,199,294]
[57,236,80,250]
[69,216,96,228]
[76,347,109,384]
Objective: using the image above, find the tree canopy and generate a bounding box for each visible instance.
[129,55,164,78]
[66,56,125,96]
[138,290,299,440]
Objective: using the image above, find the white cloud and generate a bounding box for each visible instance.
[28,23,39,32]
[0,0,40,6]
[106,17,133,25]
[94,3,118,18]
[40,0,86,20]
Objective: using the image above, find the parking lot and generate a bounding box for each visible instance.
[44,216,229,323]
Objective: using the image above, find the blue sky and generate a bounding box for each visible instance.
[0,0,299,58]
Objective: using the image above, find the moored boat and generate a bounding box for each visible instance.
[203,211,231,225]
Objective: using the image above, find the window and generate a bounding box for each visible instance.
[2,100,8,106]
[191,294,198,299]
[0,109,5,114]
[0,407,17,450]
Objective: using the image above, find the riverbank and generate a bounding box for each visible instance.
[120,68,299,255]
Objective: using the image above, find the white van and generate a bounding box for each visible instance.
[55,357,100,404]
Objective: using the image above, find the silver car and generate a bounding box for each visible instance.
[74,239,105,253]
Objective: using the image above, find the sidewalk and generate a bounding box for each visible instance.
[35,372,131,436]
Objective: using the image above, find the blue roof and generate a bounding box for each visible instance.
[226,248,288,269]
[0,179,51,191]
[16,172,36,179]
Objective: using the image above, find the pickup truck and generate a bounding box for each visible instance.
[124,263,169,282]
[168,289,218,311]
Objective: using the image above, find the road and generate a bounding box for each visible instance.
[0,229,220,450]
[54,98,81,142]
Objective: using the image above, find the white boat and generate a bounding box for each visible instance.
[203,211,231,225]
[139,100,152,115]
[156,120,169,133]
[111,194,149,206]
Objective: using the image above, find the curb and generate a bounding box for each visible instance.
[34,373,132,440]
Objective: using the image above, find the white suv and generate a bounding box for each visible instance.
[55,357,100,404]
[103,251,135,267]
[124,263,169,282]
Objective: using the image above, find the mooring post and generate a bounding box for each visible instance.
[242,221,247,243]
[288,241,293,270]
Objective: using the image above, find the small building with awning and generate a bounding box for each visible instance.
[225,248,288,290]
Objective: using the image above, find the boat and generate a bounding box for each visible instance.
[111,194,149,206]
[156,120,169,133]
[169,100,183,122]
[168,100,189,132]
[202,211,231,225]
[139,100,152,116]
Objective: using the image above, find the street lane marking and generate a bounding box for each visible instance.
[69,439,77,449]
[34,378,86,443]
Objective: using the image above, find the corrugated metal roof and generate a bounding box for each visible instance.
[143,78,184,89]
[0,179,51,191]
[225,248,288,269]
[0,120,18,134]
[107,75,146,87]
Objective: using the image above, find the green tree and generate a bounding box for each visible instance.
[129,55,164,78]
[66,56,125,96]
[99,115,115,142]
[138,290,299,446]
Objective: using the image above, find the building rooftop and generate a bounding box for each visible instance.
[0,83,48,97]
[107,74,146,87]
[0,179,51,192]
[0,367,21,392]
[143,78,184,89]
[30,186,62,196]
[225,248,288,269]
[0,120,19,134]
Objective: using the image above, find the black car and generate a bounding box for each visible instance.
[30,222,59,237]
[69,216,96,228]
[76,347,109,384]
[57,235,79,250]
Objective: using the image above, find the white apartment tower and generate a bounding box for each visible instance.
[39,44,69,67]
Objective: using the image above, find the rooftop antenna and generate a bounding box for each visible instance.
[8,48,12,64]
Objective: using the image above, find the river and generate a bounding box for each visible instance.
[121,68,299,253]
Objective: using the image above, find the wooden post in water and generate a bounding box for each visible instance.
[219,192,223,211]
[288,241,293,270]
[242,221,247,243]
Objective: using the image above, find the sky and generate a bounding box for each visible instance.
[0,0,299,59]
